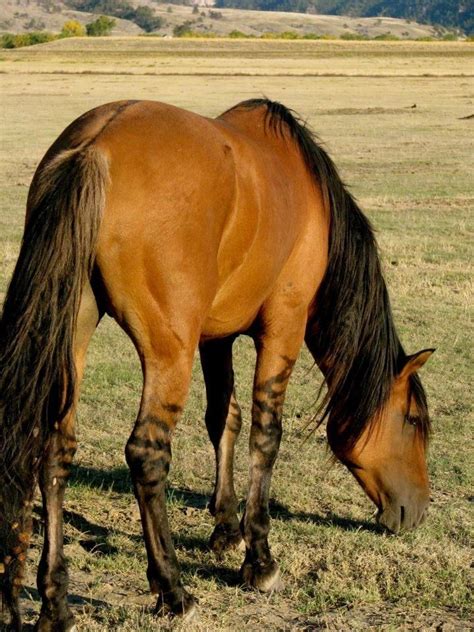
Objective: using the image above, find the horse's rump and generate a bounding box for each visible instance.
[64,100,328,339]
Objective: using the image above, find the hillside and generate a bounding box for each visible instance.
[0,0,448,38]
[0,0,141,35]
[215,1,474,35]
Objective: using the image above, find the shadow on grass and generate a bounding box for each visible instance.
[19,586,114,631]
[21,466,380,623]
[20,563,241,628]
[69,464,132,494]
[269,498,381,534]
[68,464,379,535]
[69,465,209,509]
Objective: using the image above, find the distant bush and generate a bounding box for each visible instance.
[173,21,195,37]
[65,1,163,32]
[261,30,298,39]
[175,30,219,38]
[228,29,248,38]
[209,10,223,19]
[86,15,115,36]
[127,6,163,32]
[374,33,400,40]
[61,19,86,37]
[0,32,57,48]
[279,30,299,39]
[340,32,368,40]
[442,32,458,40]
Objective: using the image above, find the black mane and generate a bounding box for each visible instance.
[225,98,430,450]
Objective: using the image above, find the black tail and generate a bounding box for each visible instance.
[0,145,108,618]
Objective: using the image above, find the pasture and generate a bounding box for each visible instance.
[0,38,473,630]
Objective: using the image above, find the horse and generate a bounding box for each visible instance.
[0,98,433,630]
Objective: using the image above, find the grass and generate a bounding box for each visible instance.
[0,38,472,78]
[0,38,473,630]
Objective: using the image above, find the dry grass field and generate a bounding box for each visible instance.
[0,38,473,631]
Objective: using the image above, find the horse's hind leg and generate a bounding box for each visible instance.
[35,283,100,632]
[125,330,198,618]
[200,338,243,555]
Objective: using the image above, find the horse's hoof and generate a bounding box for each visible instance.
[34,615,75,632]
[181,598,198,623]
[209,524,244,556]
[155,589,197,619]
[240,559,283,593]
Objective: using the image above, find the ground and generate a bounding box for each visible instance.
[0,38,473,631]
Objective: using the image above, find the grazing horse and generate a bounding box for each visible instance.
[0,98,433,630]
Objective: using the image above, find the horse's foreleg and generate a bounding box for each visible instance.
[240,327,303,592]
[200,338,243,555]
[125,346,196,619]
[35,284,100,632]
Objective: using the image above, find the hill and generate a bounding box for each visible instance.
[0,0,141,35]
[0,0,451,38]
[214,1,474,35]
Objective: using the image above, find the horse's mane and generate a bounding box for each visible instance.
[223,98,430,451]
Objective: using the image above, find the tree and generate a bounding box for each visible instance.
[86,15,115,36]
[173,20,194,36]
[123,6,163,32]
[61,19,86,37]
[65,1,165,32]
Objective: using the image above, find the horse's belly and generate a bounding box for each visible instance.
[202,236,298,337]
[202,282,269,338]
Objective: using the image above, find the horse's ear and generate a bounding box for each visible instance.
[398,348,435,380]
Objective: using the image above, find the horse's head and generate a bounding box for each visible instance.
[328,349,434,534]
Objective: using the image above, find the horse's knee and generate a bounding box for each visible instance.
[249,411,282,469]
[125,416,172,489]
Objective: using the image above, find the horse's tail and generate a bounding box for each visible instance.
[0,145,108,615]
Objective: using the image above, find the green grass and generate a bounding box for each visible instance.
[0,38,473,630]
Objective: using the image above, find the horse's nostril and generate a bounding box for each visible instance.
[400,505,405,524]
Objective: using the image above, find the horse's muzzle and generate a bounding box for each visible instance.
[376,496,429,534]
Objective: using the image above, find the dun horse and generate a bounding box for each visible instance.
[0,99,433,630]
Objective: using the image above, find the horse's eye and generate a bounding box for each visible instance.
[405,415,418,427]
